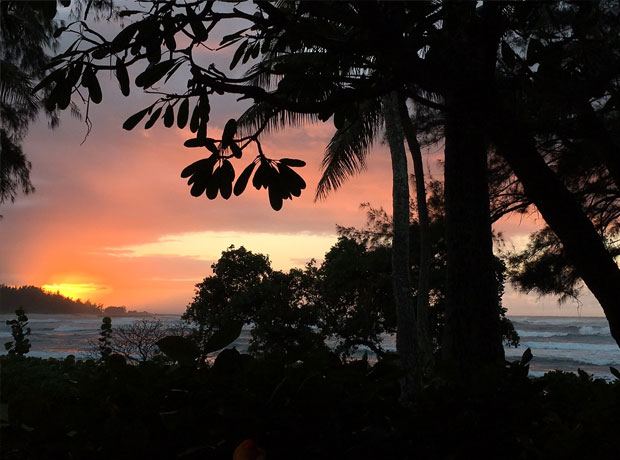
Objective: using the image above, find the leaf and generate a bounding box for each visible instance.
[230,142,242,159]
[123,107,150,130]
[189,102,200,133]
[220,28,249,45]
[333,111,345,130]
[189,18,209,42]
[234,162,256,196]
[250,42,260,59]
[203,321,244,354]
[111,22,141,50]
[206,167,221,199]
[146,39,162,65]
[164,33,176,52]
[278,163,306,193]
[501,41,515,69]
[252,162,268,190]
[53,25,68,39]
[31,68,64,94]
[66,62,83,89]
[115,58,130,96]
[279,158,306,168]
[219,160,235,199]
[135,59,178,88]
[269,184,283,211]
[92,46,110,60]
[610,367,620,380]
[144,107,162,129]
[156,336,199,365]
[163,105,174,128]
[177,99,189,129]
[87,74,102,104]
[520,347,533,366]
[221,119,237,148]
[180,156,217,178]
[230,40,248,70]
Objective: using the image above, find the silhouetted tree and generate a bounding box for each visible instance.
[33,1,620,370]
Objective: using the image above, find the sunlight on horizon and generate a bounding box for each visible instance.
[42,283,107,301]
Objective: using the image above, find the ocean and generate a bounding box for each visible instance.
[1,314,618,380]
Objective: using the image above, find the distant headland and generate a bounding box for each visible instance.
[0,285,151,316]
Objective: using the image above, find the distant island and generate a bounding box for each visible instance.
[0,285,151,316]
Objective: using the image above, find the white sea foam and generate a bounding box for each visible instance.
[578,325,610,336]
[516,331,569,338]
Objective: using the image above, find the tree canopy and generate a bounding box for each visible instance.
[30,0,620,363]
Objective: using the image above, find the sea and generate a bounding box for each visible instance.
[1,314,618,380]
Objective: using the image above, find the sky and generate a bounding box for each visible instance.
[0,3,605,317]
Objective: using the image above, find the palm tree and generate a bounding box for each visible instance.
[238,81,439,395]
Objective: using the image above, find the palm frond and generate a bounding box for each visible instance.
[237,101,320,138]
[315,97,384,201]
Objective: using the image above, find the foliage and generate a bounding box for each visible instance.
[248,268,328,362]
[4,308,31,356]
[182,245,272,360]
[506,227,620,305]
[184,246,326,362]
[97,316,112,361]
[318,237,395,359]
[1,353,619,459]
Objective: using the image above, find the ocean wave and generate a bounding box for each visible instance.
[21,318,61,323]
[520,341,619,352]
[516,331,569,338]
[54,325,98,332]
[577,325,610,336]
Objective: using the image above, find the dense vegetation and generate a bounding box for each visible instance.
[0,285,103,315]
[2,351,620,459]
[3,0,620,457]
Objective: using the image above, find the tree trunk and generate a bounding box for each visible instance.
[397,96,434,371]
[440,2,505,373]
[383,91,419,400]
[493,117,620,348]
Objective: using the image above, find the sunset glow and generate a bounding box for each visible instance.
[42,283,107,301]
[0,11,604,317]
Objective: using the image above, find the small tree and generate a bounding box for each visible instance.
[4,307,31,356]
[112,319,191,362]
[98,316,112,361]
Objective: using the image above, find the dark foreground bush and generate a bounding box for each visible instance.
[1,353,619,459]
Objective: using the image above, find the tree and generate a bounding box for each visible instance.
[183,245,271,361]
[34,1,620,372]
[248,268,327,363]
[318,237,395,359]
[0,1,59,206]
[4,308,31,356]
[486,2,620,345]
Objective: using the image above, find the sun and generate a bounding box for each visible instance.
[42,283,102,301]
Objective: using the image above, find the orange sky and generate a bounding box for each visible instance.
[0,9,605,317]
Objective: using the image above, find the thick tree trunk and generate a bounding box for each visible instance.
[397,96,434,371]
[440,2,505,373]
[383,91,419,399]
[493,117,620,347]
